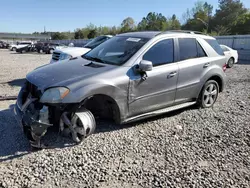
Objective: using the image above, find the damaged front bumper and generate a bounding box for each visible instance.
[14,81,97,148]
[14,83,53,148]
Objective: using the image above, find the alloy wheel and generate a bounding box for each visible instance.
[202,83,218,107]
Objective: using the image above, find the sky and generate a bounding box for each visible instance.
[0,0,250,33]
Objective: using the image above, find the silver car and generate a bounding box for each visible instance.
[14,31,227,148]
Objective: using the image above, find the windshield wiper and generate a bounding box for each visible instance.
[82,55,106,64]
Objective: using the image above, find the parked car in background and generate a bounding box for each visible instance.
[0,41,10,49]
[14,31,227,148]
[43,43,66,54]
[50,35,112,64]
[16,44,37,53]
[220,44,238,68]
[9,41,33,51]
[35,42,48,53]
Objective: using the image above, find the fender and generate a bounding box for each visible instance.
[62,82,129,122]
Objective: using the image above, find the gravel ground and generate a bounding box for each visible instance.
[0,49,250,187]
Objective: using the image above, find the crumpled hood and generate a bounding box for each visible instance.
[26,58,114,91]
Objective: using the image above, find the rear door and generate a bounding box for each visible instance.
[175,38,209,103]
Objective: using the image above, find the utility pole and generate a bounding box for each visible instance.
[197,18,209,32]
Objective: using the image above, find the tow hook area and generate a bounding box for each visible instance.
[59,109,96,143]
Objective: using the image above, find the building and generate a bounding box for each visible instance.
[0,32,51,42]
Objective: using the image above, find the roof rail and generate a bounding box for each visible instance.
[161,30,204,35]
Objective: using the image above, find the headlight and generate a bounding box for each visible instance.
[40,87,70,103]
[60,53,72,60]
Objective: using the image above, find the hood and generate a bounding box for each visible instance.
[54,47,91,57]
[26,57,115,91]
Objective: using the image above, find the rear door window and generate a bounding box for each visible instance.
[179,38,198,61]
[178,38,207,60]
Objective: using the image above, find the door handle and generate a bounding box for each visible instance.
[203,62,210,68]
[168,71,177,78]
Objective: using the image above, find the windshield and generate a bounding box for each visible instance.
[84,36,111,49]
[82,36,149,65]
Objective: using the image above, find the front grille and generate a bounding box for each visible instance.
[52,52,60,61]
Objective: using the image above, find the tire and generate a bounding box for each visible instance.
[60,109,96,143]
[197,80,219,108]
[49,49,54,54]
[227,57,234,68]
[12,47,16,51]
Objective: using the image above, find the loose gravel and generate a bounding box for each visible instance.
[0,49,249,187]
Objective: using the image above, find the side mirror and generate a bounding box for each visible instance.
[139,60,153,72]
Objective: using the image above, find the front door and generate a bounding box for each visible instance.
[128,39,179,116]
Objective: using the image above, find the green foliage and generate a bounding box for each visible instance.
[232,12,250,34]
[214,0,247,28]
[51,32,69,40]
[182,1,213,32]
[44,0,250,40]
[121,17,136,33]
[137,12,168,31]
[87,29,97,39]
[169,14,181,30]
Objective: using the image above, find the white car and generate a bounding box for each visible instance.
[50,35,112,64]
[220,45,238,68]
[9,41,33,51]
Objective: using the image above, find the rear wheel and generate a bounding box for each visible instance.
[198,80,219,108]
[49,49,54,54]
[227,57,234,68]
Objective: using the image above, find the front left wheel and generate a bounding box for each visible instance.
[198,80,219,108]
[60,109,96,143]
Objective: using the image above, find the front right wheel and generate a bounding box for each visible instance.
[198,80,219,108]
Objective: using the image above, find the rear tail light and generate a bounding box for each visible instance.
[223,64,227,72]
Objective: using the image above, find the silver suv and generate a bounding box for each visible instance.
[14,31,227,148]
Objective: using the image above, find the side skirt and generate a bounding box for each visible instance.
[123,101,197,124]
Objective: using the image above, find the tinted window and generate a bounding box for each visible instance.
[179,38,197,61]
[20,42,31,45]
[205,39,224,55]
[220,45,229,52]
[197,42,207,57]
[143,39,174,66]
[83,36,149,65]
[84,36,111,49]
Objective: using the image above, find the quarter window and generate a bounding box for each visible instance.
[197,42,207,57]
[143,39,174,66]
[205,39,224,55]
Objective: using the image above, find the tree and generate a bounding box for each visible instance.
[182,1,213,32]
[121,17,136,33]
[232,12,250,34]
[87,29,97,38]
[51,32,68,40]
[214,25,230,35]
[213,0,247,33]
[74,28,85,39]
[169,14,181,30]
[137,12,168,31]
